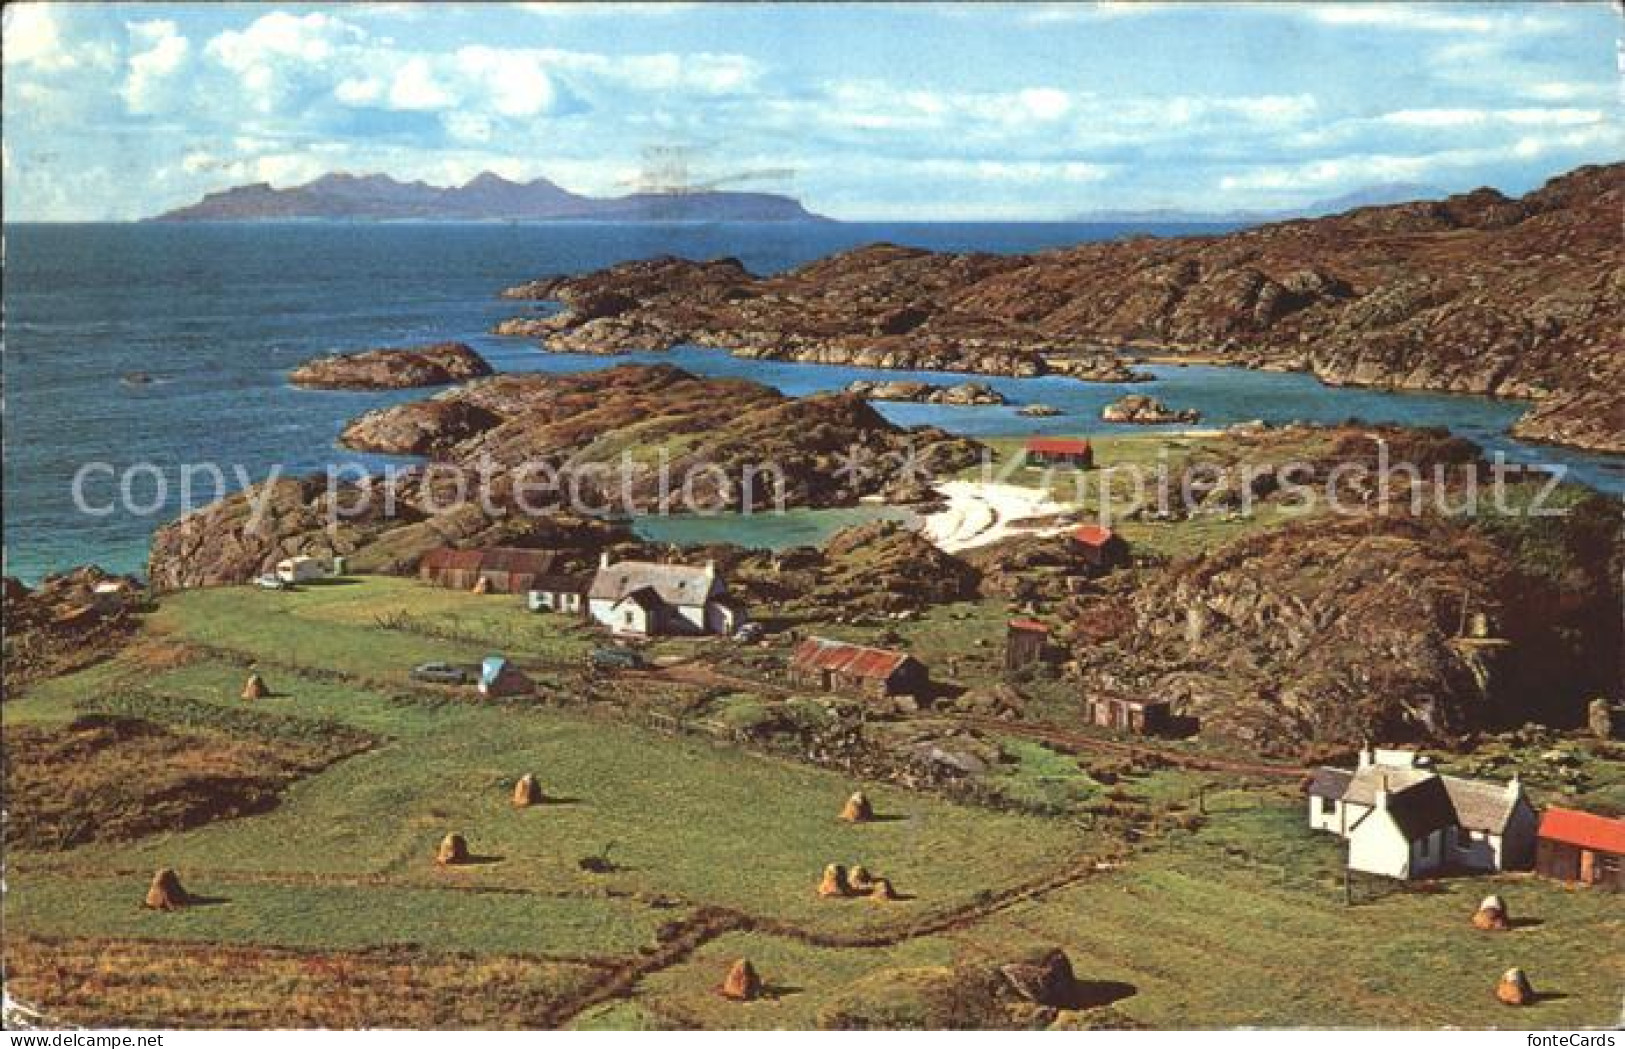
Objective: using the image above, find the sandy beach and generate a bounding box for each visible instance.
[919,480,1078,553]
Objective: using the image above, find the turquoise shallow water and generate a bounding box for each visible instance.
[4,222,1618,582]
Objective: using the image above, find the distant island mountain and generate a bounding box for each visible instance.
[1068,183,1448,224]
[149,171,828,223]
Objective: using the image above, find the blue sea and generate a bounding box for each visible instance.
[4,221,1620,584]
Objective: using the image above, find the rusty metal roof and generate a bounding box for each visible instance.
[791,636,915,680]
[1539,806,1625,854]
[479,547,557,574]
[422,547,485,571]
[1072,525,1116,547]
[1007,618,1049,634]
[1025,437,1092,455]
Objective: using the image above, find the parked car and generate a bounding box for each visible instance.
[255,574,289,591]
[410,661,469,685]
[589,647,645,671]
[733,622,764,643]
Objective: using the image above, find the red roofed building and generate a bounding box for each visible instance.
[1070,524,1129,572]
[1024,436,1094,468]
[1535,806,1624,890]
[789,636,928,699]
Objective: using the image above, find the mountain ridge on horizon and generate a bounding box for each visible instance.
[149,169,830,223]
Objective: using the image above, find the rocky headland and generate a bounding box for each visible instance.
[148,364,981,588]
[288,342,493,390]
[495,163,1623,453]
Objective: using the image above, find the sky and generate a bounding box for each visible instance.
[3,1,1620,221]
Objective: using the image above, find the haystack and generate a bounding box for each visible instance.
[1000,949,1078,1008]
[144,868,189,910]
[839,790,874,823]
[241,673,269,700]
[721,958,762,1002]
[847,864,875,892]
[817,863,851,898]
[1472,894,1510,931]
[868,877,899,902]
[1495,967,1534,1006]
[472,576,491,594]
[436,832,471,866]
[512,773,544,808]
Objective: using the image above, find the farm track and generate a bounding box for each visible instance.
[958,716,1310,779]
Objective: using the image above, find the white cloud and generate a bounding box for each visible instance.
[514,2,699,17]
[388,57,455,111]
[1381,107,1607,129]
[122,20,190,113]
[1308,5,1556,34]
[4,3,76,72]
[455,47,556,117]
[205,11,367,111]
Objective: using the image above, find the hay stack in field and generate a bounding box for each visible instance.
[512,773,544,807]
[144,868,189,910]
[1472,894,1510,931]
[1000,949,1078,1007]
[436,832,471,866]
[472,576,491,594]
[241,673,269,700]
[1495,967,1534,1006]
[847,864,874,892]
[840,791,874,823]
[721,958,762,1001]
[868,877,899,901]
[817,863,851,898]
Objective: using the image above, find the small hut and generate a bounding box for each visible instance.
[479,656,533,698]
[1004,619,1050,670]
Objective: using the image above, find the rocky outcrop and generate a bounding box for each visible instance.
[1066,492,1621,752]
[1509,390,1625,455]
[496,164,1624,452]
[2,567,144,687]
[845,380,1006,406]
[1101,394,1200,425]
[146,472,627,590]
[337,364,981,513]
[289,342,492,389]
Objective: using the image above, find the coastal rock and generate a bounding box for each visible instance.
[289,342,492,390]
[332,364,982,513]
[1017,404,1062,417]
[498,164,1625,452]
[1101,394,1201,425]
[845,380,1007,406]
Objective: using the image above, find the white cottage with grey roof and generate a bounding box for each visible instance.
[1307,747,1537,880]
[586,553,746,637]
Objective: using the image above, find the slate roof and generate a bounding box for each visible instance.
[1306,767,1353,800]
[791,636,916,681]
[528,573,591,594]
[1539,807,1625,854]
[1340,765,1436,808]
[1383,776,1457,840]
[1441,775,1522,835]
[589,560,719,608]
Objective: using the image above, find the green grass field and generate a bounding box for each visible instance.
[5,576,1621,1029]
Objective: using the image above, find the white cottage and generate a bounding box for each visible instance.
[586,554,746,637]
[1307,747,1537,880]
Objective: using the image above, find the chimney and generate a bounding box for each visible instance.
[1358,744,1374,770]
[599,551,612,569]
[1506,774,1522,799]
[1374,773,1390,810]
[704,559,716,578]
